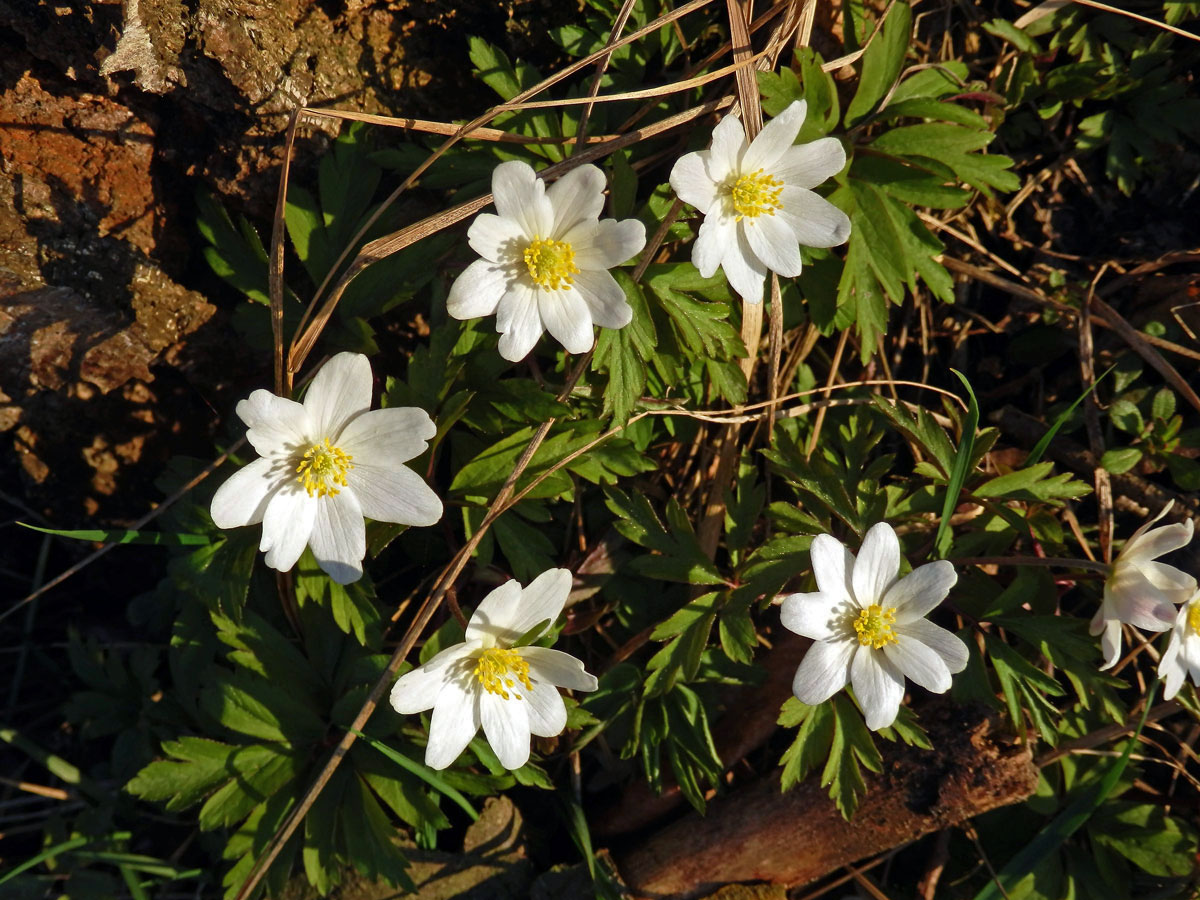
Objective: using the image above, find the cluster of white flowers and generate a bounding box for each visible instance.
[205,101,1200,771]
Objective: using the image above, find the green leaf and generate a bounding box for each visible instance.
[778,699,835,791]
[351,730,477,822]
[821,694,881,818]
[125,737,237,811]
[1099,447,1143,475]
[934,370,979,558]
[605,488,725,585]
[198,744,302,830]
[845,1,913,126]
[983,18,1041,54]
[17,524,211,546]
[1090,802,1198,877]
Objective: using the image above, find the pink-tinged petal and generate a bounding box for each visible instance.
[467,212,527,264]
[546,164,606,237]
[210,457,283,528]
[705,113,747,184]
[537,286,594,355]
[344,464,442,527]
[492,160,553,239]
[1142,560,1197,606]
[447,259,510,320]
[1105,566,1176,630]
[810,534,856,604]
[853,522,901,608]
[791,638,855,705]
[522,679,568,738]
[1122,514,1193,563]
[742,100,807,172]
[670,151,719,213]
[743,212,803,277]
[259,485,317,573]
[425,682,481,770]
[780,591,849,642]
[1097,618,1122,670]
[236,390,312,458]
[883,633,952,693]
[568,218,646,270]
[303,352,373,438]
[1159,625,1186,700]
[573,269,632,330]
[466,580,524,645]
[523,645,598,692]
[309,489,366,585]
[887,561,958,624]
[496,284,544,362]
[389,643,479,714]
[777,186,852,248]
[774,137,847,189]
[721,226,768,303]
[336,407,436,467]
[850,648,906,730]
[480,689,532,770]
[895,618,969,673]
[693,213,736,279]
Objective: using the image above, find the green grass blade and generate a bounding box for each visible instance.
[971,681,1157,900]
[351,729,479,821]
[17,523,211,547]
[0,836,92,885]
[1025,363,1116,466]
[934,369,979,559]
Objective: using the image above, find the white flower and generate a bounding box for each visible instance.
[1090,502,1195,670]
[446,160,646,362]
[779,522,967,731]
[1159,588,1200,700]
[389,569,598,770]
[209,352,443,584]
[669,100,851,304]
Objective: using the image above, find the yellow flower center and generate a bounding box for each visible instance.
[295,438,353,498]
[853,604,898,650]
[729,169,784,220]
[1187,602,1200,635]
[523,237,580,290]
[474,647,533,700]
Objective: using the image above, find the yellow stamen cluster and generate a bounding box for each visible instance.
[296,438,354,498]
[1188,603,1200,635]
[853,604,898,650]
[729,168,784,220]
[523,238,580,290]
[474,647,533,700]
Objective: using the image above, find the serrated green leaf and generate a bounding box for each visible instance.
[846,1,913,126]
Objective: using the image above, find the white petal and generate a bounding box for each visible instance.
[895,618,969,673]
[303,352,372,438]
[466,212,526,264]
[569,218,646,270]
[705,113,747,185]
[1160,630,1185,700]
[774,137,847,190]
[425,683,481,770]
[470,569,572,646]
[742,100,807,172]
[389,643,478,714]
[1123,517,1194,562]
[344,464,442,526]
[492,160,553,239]
[1097,617,1123,670]
[886,561,958,624]
[546,164,606,237]
[572,269,632,330]
[721,226,768,303]
[523,680,568,738]
[309,489,366,585]
[850,649,906,731]
[743,213,803,277]
[853,522,901,607]
[777,186,852,248]
[259,485,317,573]
[496,285,544,361]
[883,633,952,693]
[1142,561,1198,606]
[692,213,737,279]
[466,580,524,645]
[523,646,598,692]
[480,689,531,770]
[210,457,283,528]
[236,390,312,458]
[336,407,436,467]
[779,591,847,641]
[670,151,719,213]
[791,638,855,705]
[1105,566,1176,630]
[537,286,594,355]
[809,534,856,604]
[447,259,510,320]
